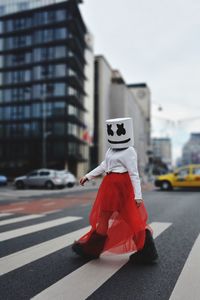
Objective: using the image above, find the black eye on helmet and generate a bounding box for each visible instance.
[107,124,114,136]
[116,123,126,136]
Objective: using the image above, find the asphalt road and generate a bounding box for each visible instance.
[0,188,200,300]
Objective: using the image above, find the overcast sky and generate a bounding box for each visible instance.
[80,0,200,163]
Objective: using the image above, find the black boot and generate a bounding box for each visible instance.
[72,231,107,259]
[129,229,158,264]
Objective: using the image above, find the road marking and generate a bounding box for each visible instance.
[45,209,62,215]
[0,214,45,226]
[0,213,13,218]
[169,234,200,300]
[32,222,172,300]
[0,226,90,276]
[0,216,82,242]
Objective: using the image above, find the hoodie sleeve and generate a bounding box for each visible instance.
[85,160,106,180]
[121,147,142,199]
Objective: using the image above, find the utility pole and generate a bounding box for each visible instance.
[41,93,46,168]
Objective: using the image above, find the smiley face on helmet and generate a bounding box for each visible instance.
[106,117,134,149]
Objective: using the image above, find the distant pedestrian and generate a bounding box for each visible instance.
[72,117,158,263]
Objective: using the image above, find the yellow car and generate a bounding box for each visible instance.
[155,164,200,190]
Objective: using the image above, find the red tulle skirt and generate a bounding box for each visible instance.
[79,172,151,254]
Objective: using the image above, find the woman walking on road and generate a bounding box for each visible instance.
[72,118,158,263]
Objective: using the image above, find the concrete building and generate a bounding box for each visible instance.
[0,0,90,177]
[152,137,172,167]
[92,55,151,174]
[81,32,94,174]
[0,0,83,16]
[182,133,200,165]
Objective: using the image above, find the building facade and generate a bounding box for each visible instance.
[0,0,89,177]
[152,137,172,167]
[182,133,200,165]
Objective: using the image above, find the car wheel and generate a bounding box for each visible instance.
[16,181,25,189]
[161,181,172,191]
[67,182,74,188]
[45,181,54,189]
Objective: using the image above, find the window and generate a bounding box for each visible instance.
[56,28,67,39]
[0,5,5,17]
[33,84,43,98]
[55,46,66,58]
[24,106,30,118]
[34,65,54,80]
[68,105,78,117]
[23,123,31,136]
[46,11,55,23]
[39,171,50,176]
[54,83,65,96]
[42,65,53,77]
[44,29,54,42]
[176,168,189,177]
[4,107,11,120]
[68,142,78,155]
[53,102,65,116]
[28,171,38,177]
[15,18,26,30]
[32,121,41,136]
[5,19,13,32]
[17,2,29,11]
[13,53,25,64]
[54,122,65,135]
[32,103,41,118]
[69,69,76,77]
[55,64,66,77]
[33,48,41,62]
[56,10,66,21]
[68,123,78,136]
[193,168,200,175]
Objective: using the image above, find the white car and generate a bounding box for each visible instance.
[57,170,77,188]
[14,169,65,189]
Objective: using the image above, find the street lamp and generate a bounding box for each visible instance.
[41,93,51,169]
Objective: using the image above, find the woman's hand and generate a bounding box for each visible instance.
[135,199,143,207]
[79,176,88,186]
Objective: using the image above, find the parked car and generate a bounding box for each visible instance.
[57,170,77,187]
[0,175,7,186]
[14,169,65,189]
[155,164,200,190]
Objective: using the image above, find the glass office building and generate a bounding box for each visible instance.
[0,0,87,176]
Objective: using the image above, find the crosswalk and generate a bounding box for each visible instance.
[0,211,199,300]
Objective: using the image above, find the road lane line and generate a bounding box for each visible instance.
[45,210,62,215]
[32,222,172,300]
[0,226,90,276]
[0,216,82,242]
[0,213,13,218]
[0,214,45,226]
[169,234,200,300]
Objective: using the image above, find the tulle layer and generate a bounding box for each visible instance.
[79,173,151,254]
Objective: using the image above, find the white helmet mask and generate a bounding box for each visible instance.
[106,117,134,149]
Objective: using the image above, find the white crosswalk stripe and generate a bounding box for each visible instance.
[0,226,90,276]
[169,234,200,300]
[0,214,46,226]
[32,222,172,300]
[0,216,82,241]
[0,213,13,218]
